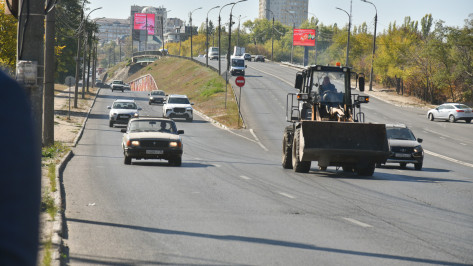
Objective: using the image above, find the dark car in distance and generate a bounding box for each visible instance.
[254,55,265,62]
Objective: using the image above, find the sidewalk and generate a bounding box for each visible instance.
[38,84,99,265]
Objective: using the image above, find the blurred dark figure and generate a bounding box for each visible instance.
[0,70,41,265]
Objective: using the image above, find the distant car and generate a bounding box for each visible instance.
[243,53,251,61]
[162,94,194,122]
[121,117,184,165]
[111,80,125,92]
[148,90,166,105]
[107,99,141,127]
[378,124,424,170]
[427,103,473,123]
[254,55,265,62]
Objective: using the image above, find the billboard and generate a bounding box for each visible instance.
[293,29,316,46]
[134,13,155,35]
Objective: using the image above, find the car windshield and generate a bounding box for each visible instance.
[386,128,416,141]
[129,120,177,133]
[454,104,470,109]
[151,91,165,96]
[167,97,190,104]
[113,102,137,109]
[232,59,245,67]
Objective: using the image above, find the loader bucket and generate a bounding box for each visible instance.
[299,121,389,166]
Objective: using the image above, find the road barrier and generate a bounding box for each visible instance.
[129,74,158,92]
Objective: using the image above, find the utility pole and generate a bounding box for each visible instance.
[43,6,55,146]
[81,33,87,99]
[74,9,84,108]
[16,0,46,145]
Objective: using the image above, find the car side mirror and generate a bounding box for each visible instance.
[107,106,111,109]
[417,138,423,143]
[245,65,248,68]
[121,129,127,133]
[177,130,184,135]
[294,72,304,90]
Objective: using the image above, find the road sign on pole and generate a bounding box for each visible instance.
[235,75,245,87]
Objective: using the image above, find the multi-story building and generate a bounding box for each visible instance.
[130,5,168,51]
[96,18,130,44]
[259,0,308,27]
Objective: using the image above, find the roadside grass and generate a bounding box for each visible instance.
[127,57,241,128]
[42,238,52,266]
[41,191,57,220]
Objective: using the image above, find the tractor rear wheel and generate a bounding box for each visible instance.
[292,128,311,173]
[282,129,293,169]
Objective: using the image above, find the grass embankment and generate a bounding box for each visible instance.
[127,57,241,128]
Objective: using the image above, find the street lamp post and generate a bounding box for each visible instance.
[336,7,351,67]
[189,7,202,59]
[308,12,318,65]
[284,9,296,64]
[227,0,248,72]
[266,9,274,61]
[361,0,377,91]
[218,2,235,75]
[236,15,247,47]
[206,5,220,67]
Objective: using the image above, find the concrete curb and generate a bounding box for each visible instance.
[50,87,101,265]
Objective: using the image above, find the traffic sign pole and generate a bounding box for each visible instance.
[235,76,245,127]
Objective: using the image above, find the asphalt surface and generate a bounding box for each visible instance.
[62,58,473,265]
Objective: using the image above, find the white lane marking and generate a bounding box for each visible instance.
[278,192,295,199]
[343,218,373,228]
[240,175,251,180]
[424,150,473,168]
[460,143,467,146]
[439,136,446,140]
[250,129,269,151]
[213,164,221,168]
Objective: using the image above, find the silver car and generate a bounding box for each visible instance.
[108,99,141,127]
[427,103,473,123]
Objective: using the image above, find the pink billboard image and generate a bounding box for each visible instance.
[293,29,316,46]
[134,13,155,35]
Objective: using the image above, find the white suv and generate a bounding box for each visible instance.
[108,99,141,127]
[162,95,194,122]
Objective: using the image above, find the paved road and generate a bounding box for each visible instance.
[62,58,473,265]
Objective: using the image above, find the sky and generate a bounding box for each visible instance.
[88,0,472,33]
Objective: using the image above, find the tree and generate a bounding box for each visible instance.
[0,4,17,73]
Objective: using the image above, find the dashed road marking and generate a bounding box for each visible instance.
[343,218,373,228]
[278,192,295,199]
[240,175,251,180]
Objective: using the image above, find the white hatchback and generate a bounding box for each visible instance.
[427,103,473,123]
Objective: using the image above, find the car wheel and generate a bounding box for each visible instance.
[466,118,472,123]
[169,156,182,166]
[414,163,423,171]
[109,120,114,127]
[186,116,193,122]
[149,101,152,105]
[356,163,375,176]
[428,113,434,121]
[449,115,456,123]
[400,162,407,169]
[121,89,124,92]
[124,155,131,165]
[292,128,311,173]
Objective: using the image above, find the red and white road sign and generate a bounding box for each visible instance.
[235,76,245,87]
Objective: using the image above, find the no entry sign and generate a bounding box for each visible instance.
[235,76,245,87]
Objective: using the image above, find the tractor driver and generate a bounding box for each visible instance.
[319,76,337,95]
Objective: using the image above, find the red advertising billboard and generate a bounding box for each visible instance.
[134,13,155,35]
[293,29,316,46]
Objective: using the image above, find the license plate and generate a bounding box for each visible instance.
[118,115,129,118]
[395,153,411,158]
[146,150,163,155]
